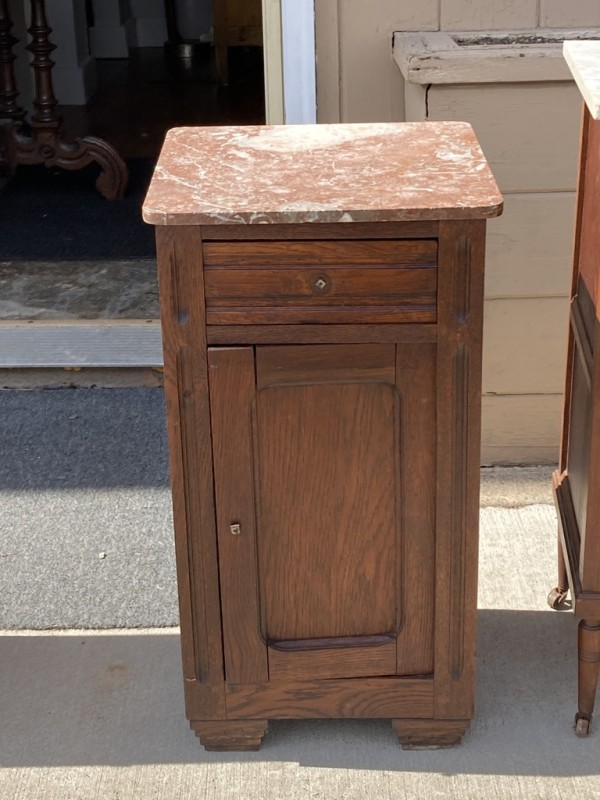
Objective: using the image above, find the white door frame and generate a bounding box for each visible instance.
[262,0,317,124]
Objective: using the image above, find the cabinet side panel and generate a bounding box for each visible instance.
[156,226,225,718]
[577,111,600,329]
[434,220,486,720]
[577,114,600,590]
[395,343,436,676]
[560,105,589,473]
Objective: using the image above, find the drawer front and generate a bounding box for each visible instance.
[203,240,437,324]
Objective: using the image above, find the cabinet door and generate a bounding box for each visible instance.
[208,343,435,684]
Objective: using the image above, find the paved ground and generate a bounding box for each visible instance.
[1,386,597,799]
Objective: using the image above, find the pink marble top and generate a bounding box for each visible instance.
[142,122,503,226]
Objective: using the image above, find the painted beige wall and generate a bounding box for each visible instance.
[315,0,600,124]
[315,1,598,464]
[423,79,580,463]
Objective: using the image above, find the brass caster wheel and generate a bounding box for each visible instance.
[547,586,568,610]
[574,713,592,737]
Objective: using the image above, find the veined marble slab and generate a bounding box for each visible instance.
[564,40,600,119]
[142,122,503,226]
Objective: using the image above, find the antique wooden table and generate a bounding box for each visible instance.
[0,0,127,199]
[548,41,600,737]
[143,122,502,750]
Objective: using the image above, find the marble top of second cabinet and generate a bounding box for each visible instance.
[564,40,600,120]
[142,122,503,226]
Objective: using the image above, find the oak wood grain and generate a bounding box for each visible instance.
[225,677,434,719]
[155,200,490,745]
[256,342,396,387]
[155,226,225,719]
[577,107,600,319]
[268,640,397,681]
[200,221,439,241]
[395,343,436,676]
[191,719,268,751]
[208,347,268,684]
[204,243,437,325]
[206,324,437,345]
[560,104,589,474]
[567,345,592,542]
[434,219,486,721]
[392,718,470,749]
[206,266,436,309]
[203,239,437,266]
[254,344,399,642]
[206,306,436,325]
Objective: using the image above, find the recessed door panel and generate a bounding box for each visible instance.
[209,342,435,684]
[254,380,399,642]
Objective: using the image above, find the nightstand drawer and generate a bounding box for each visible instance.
[203,239,437,324]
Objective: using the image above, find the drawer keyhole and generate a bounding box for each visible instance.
[311,274,330,294]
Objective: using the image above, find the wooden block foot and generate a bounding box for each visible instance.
[190,720,269,751]
[392,719,470,749]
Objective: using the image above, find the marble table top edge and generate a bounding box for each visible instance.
[142,121,503,226]
[142,204,504,227]
[563,40,600,120]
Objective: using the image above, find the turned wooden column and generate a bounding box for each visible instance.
[0,0,24,174]
[0,0,128,199]
[575,620,600,736]
[0,0,25,121]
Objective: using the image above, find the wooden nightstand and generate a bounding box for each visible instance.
[143,122,502,750]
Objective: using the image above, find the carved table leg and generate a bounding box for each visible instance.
[392,719,470,749]
[191,720,269,751]
[574,619,600,736]
[548,536,569,609]
[0,0,25,175]
[6,0,128,199]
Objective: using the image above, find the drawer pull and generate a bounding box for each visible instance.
[230,523,242,536]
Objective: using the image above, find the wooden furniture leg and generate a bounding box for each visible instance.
[574,619,600,736]
[548,534,569,609]
[0,0,25,175]
[190,720,269,751]
[392,719,470,749]
[1,0,128,199]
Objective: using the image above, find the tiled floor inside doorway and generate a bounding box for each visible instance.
[1,46,265,327]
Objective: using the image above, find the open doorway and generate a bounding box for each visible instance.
[0,0,266,263]
[63,0,266,162]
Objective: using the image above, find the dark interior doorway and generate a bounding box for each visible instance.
[59,45,266,162]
